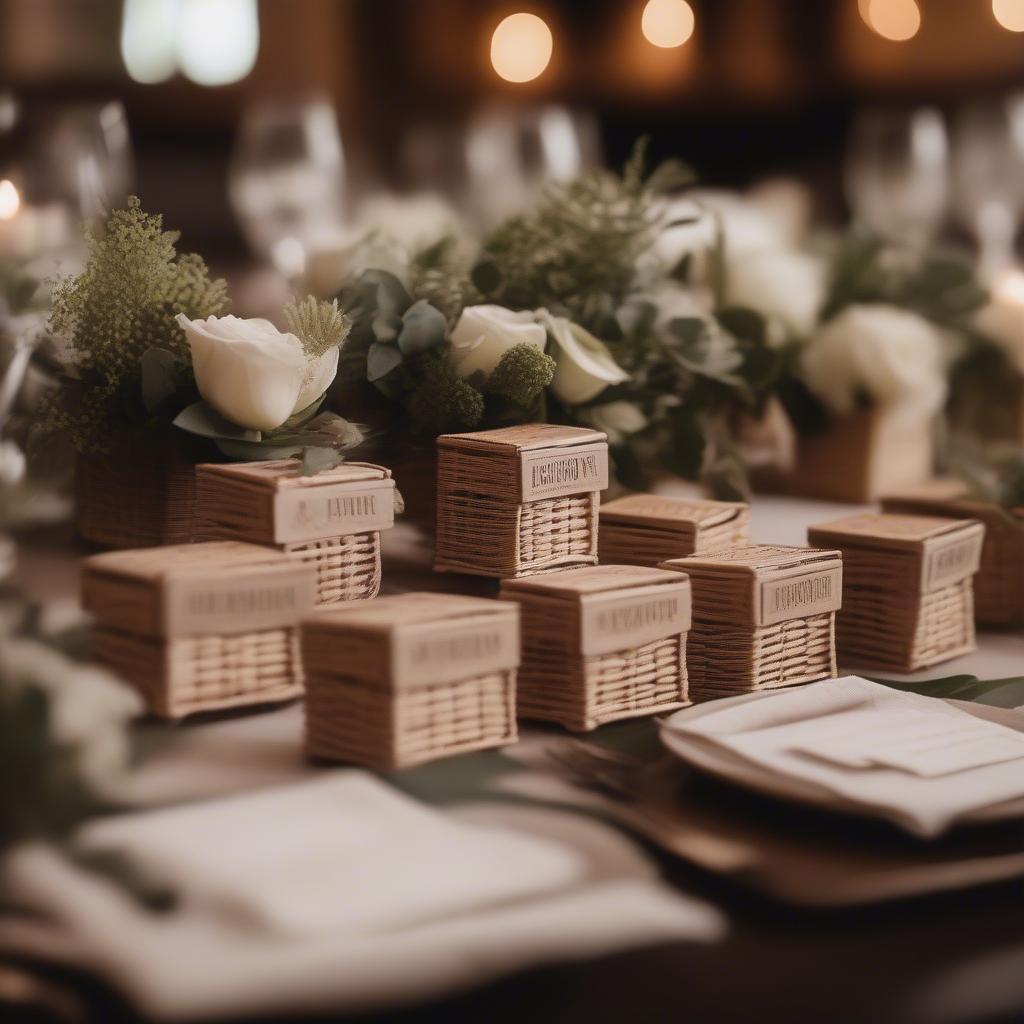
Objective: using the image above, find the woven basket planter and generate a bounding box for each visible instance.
[809,513,983,672]
[82,541,315,718]
[194,460,395,606]
[77,428,205,549]
[599,494,750,567]
[881,480,1024,628]
[501,565,691,731]
[435,424,608,579]
[302,593,519,770]
[660,544,841,701]
[756,407,934,504]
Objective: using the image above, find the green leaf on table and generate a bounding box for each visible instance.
[139,347,182,415]
[172,401,261,442]
[873,674,1024,709]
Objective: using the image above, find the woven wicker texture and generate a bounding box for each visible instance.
[77,430,198,549]
[517,634,687,731]
[283,534,381,604]
[305,670,517,771]
[819,541,976,671]
[599,495,750,567]
[94,625,303,719]
[686,613,837,701]
[881,485,1024,628]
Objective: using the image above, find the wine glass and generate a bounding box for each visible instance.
[228,96,347,280]
[951,97,1024,276]
[844,107,949,248]
[459,104,602,227]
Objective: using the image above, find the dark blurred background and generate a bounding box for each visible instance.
[3,0,1024,271]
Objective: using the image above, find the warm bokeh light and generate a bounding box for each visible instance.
[0,179,20,220]
[120,0,179,84]
[490,13,553,83]
[178,0,259,86]
[993,267,1024,305]
[993,0,1024,31]
[641,0,695,48]
[864,0,922,41]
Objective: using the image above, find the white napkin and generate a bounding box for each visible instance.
[659,676,1024,838]
[0,773,723,1020]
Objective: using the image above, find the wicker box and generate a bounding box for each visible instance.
[77,428,202,548]
[434,424,608,578]
[599,494,750,567]
[500,564,691,731]
[660,544,841,701]
[881,479,1024,628]
[194,460,395,605]
[757,407,933,504]
[303,592,519,770]
[807,513,983,672]
[82,541,315,718]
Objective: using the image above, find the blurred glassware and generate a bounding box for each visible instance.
[844,107,949,248]
[228,96,346,281]
[417,104,601,229]
[39,101,134,225]
[951,96,1024,275]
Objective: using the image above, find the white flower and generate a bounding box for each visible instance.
[648,282,713,326]
[539,311,630,405]
[176,314,339,432]
[585,400,647,444]
[0,440,26,486]
[449,305,546,378]
[725,249,826,341]
[801,304,947,416]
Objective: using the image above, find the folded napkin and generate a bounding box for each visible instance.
[0,773,723,1020]
[659,676,1024,838]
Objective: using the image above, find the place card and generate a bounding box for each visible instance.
[302,593,519,770]
[435,424,608,578]
[808,513,984,672]
[501,565,691,730]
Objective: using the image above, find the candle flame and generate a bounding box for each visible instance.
[0,179,19,220]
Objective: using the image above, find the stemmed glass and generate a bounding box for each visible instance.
[950,96,1024,276]
[228,96,347,280]
[844,107,949,249]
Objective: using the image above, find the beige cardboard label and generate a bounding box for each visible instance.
[163,566,316,636]
[921,529,983,593]
[390,612,520,689]
[272,479,395,544]
[756,566,842,626]
[579,581,692,656]
[519,443,608,502]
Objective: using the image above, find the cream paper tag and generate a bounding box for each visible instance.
[272,479,395,544]
[578,581,692,656]
[920,527,984,593]
[163,565,316,637]
[390,612,520,689]
[519,443,608,502]
[756,566,842,627]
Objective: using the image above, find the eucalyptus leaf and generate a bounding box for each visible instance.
[663,317,744,385]
[300,446,346,476]
[172,401,261,443]
[398,299,447,355]
[139,347,182,415]
[367,341,403,383]
[873,674,1024,709]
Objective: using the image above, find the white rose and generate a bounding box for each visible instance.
[540,311,630,405]
[176,314,339,432]
[585,400,647,445]
[801,304,946,416]
[449,305,546,378]
[725,249,826,341]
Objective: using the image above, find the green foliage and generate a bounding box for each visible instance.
[958,447,1024,510]
[284,296,352,358]
[406,349,484,436]
[43,197,229,450]
[408,236,477,325]
[485,343,556,408]
[473,141,694,335]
